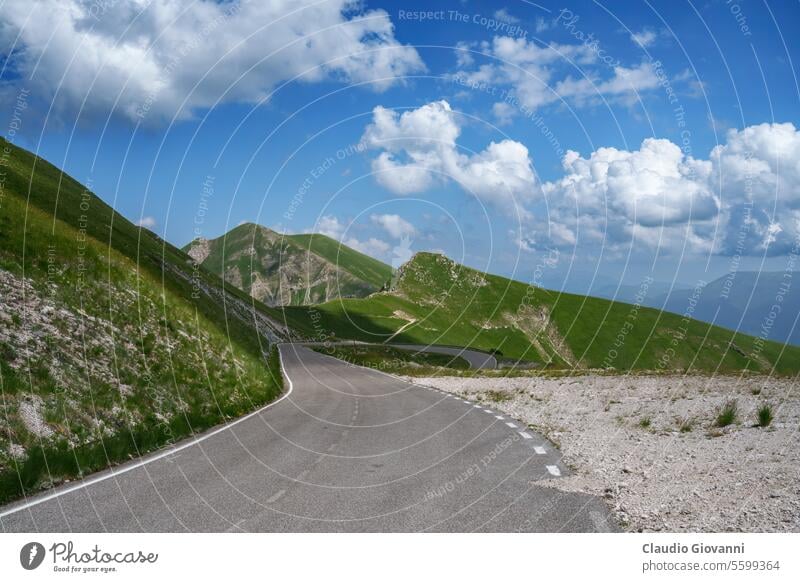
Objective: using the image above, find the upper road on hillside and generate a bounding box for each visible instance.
[0,345,613,532]
[304,341,498,370]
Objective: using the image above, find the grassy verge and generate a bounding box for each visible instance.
[0,346,283,505]
[311,344,470,377]
[0,138,288,506]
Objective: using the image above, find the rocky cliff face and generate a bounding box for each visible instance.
[184,223,385,306]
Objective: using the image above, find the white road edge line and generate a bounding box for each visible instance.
[534,446,547,455]
[546,465,561,477]
[0,343,297,519]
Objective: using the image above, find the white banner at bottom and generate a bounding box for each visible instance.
[1,533,797,581]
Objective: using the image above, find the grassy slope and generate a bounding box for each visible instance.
[283,253,800,375]
[285,233,393,289]
[0,138,285,503]
[183,226,393,306]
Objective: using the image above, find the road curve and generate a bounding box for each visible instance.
[301,341,498,370]
[388,343,497,370]
[0,344,614,532]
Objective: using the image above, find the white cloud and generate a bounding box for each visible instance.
[530,122,800,256]
[361,100,537,218]
[313,215,391,260]
[316,215,346,239]
[371,214,416,239]
[454,41,475,68]
[0,0,424,124]
[371,152,436,194]
[493,9,520,24]
[136,216,157,228]
[345,236,392,258]
[456,36,664,112]
[553,138,716,226]
[630,29,657,47]
[710,122,800,255]
[535,17,553,34]
[553,63,661,107]
[491,101,516,126]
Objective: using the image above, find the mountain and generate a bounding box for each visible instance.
[649,272,800,346]
[282,252,800,374]
[589,280,692,305]
[0,137,288,503]
[183,224,393,306]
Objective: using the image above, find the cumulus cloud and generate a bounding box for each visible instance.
[491,101,516,125]
[456,36,662,112]
[533,122,800,256]
[345,236,392,258]
[0,0,424,124]
[630,29,657,47]
[317,215,346,239]
[361,100,537,218]
[493,9,520,24]
[371,214,416,239]
[535,17,553,34]
[454,41,475,68]
[710,122,800,255]
[313,215,391,260]
[546,138,716,227]
[136,216,157,229]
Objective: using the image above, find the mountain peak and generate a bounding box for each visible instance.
[183,223,392,306]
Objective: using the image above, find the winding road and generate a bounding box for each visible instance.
[0,344,614,532]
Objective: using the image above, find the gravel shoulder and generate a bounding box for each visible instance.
[403,374,800,532]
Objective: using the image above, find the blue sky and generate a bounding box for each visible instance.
[2,0,799,295]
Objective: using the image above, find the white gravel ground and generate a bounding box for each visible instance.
[403,374,800,532]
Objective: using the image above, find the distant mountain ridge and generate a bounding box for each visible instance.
[648,271,800,346]
[183,223,393,306]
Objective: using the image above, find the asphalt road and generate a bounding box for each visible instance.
[301,341,498,369]
[388,344,498,369]
[0,344,615,532]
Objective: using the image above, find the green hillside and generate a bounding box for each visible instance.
[183,225,392,306]
[0,137,287,503]
[285,232,393,289]
[283,252,800,375]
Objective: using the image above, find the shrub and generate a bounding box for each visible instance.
[639,417,652,429]
[485,390,511,403]
[757,404,773,427]
[715,399,738,427]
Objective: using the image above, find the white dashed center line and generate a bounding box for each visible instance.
[546,465,561,477]
[519,432,532,439]
[495,415,504,420]
[534,446,546,455]
[265,489,286,503]
[505,422,517,428]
